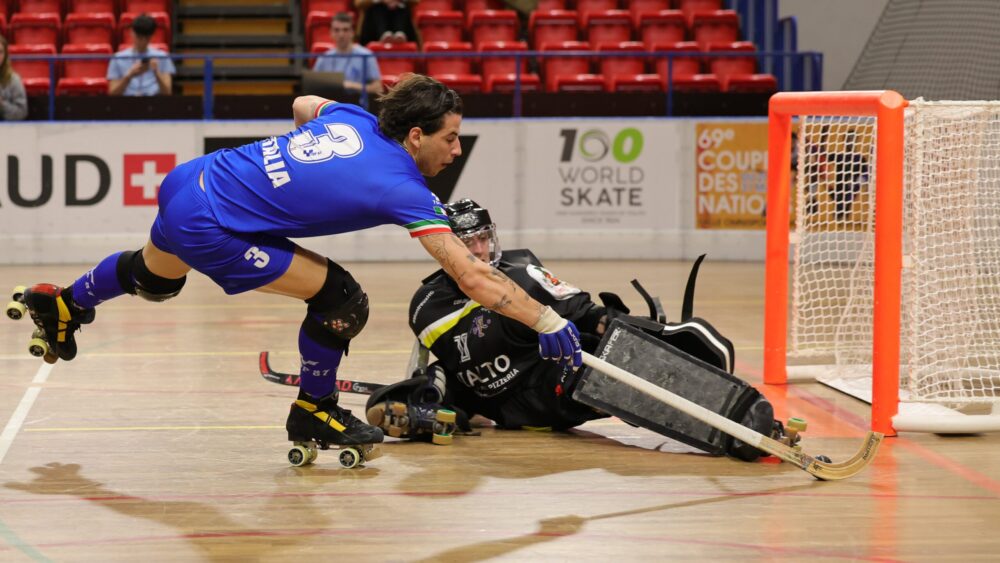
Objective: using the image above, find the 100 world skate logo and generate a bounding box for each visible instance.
[557,128,646,213]
[559,128,644,164]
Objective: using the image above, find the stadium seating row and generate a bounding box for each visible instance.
[309,39,776,94]
[304,9,738,51]
[0,0,168,18]
[2,11,169,48]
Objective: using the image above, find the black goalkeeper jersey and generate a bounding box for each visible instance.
[408,260,604,423]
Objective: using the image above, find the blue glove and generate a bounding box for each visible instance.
[534,307,583,368]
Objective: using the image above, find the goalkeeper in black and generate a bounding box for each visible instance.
[366,199,611,433]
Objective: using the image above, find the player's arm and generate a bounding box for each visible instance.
[418,232,582,367]
[292,95,334,128]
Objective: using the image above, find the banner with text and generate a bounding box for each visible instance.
[695,122,769,230]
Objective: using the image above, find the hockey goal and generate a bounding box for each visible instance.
[764,91,1000,435]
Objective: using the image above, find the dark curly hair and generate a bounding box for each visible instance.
[378,74,463,143]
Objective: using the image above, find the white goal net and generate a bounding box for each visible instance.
[790,100,1000,414]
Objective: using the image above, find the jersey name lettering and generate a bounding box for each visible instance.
[260,137,290,188]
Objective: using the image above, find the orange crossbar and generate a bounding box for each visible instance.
[763,91,907,436]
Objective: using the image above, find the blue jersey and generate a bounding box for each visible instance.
[201,102,452,239]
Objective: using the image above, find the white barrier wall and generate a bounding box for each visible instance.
[0,118,771,264]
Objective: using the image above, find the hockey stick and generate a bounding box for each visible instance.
[258,351,386,395]
[582,352,883,480]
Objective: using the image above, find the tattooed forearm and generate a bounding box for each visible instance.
[488,294,513,311]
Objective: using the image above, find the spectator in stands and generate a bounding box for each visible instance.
[355,0,418,46]
[315,12,384,95]
[107,14,176,96]
[0,33,28,121]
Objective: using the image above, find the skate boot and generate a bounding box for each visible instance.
[285,389,384,468]
[365,374,468,445]
[6,284,95,364]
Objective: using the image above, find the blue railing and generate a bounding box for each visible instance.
[11,49,822,121]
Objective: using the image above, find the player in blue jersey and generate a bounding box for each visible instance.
[10,74,582,462]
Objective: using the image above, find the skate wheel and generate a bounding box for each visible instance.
[6,301,26,321]
[388,425,405,438]
[338,447,361,469]
[28,337,48,358]
[390,402,407,416]
[787,417,807,432]
[306,444,318,464]
[288,445,314,467]
[11,286,26,301]
[436,409,457,424]
[431,433,453,446]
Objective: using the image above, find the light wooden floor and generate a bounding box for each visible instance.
[1,260,999,562]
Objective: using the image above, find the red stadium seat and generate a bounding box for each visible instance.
[56,76,107,94]
[467,9,517,47]
[629,0,669,26]
[479,40,528,76]
[118,12,169,47]
[303,0,351,16]
[649,40,702,84]
[705,40,757,82]
[638,10,685,48]
[423,40,473,75]
[529,10,577,48]
[122,0,170,15]
[540,40,593,92]
[552,73,604,92]
[61,42,111,79]
[478,40,540,92]
[584,10,632,46]
[434,72,482,93]
[67,0,115,15]
[9,13,60,47]
[536,0,565,10]
[598,41,659,92]
[309,40,332,68]
[575,0,616,26]
[723,73,777,93]
[609,74,663,92]
[366,40,420,79]
[414,10,464,43]
[412,0,452,15]
[16,0,62,16]
[691,10,739,49]
[63,13,115,47]
[677,0,722,26]
[305,11,333,50]
[483,72,541,93]
[463,0,504,11]
[8,43,54,94]
[672,73,721,92]
[0,13,6,37]
[0,0,8,18]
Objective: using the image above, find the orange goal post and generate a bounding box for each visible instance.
[764,91,1000,436]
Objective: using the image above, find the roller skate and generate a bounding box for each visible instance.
[772,417,807,450]
[6,284,95,364]
[365,373,467,445]
[285,389,384,468]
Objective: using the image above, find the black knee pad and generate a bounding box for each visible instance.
[304,259,369,346]
[116,249,186,302]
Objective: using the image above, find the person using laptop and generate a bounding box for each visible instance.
[314,12,384,96]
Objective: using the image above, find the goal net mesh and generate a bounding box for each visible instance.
[790,100,1000,404]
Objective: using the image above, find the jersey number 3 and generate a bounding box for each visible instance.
[288,123,364,163]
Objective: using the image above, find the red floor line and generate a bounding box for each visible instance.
[740,361,1000,496]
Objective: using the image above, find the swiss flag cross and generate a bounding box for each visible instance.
[123,154,175,206]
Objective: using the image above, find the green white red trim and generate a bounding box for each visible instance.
[314,100,336,118]
[405,219,452,238]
